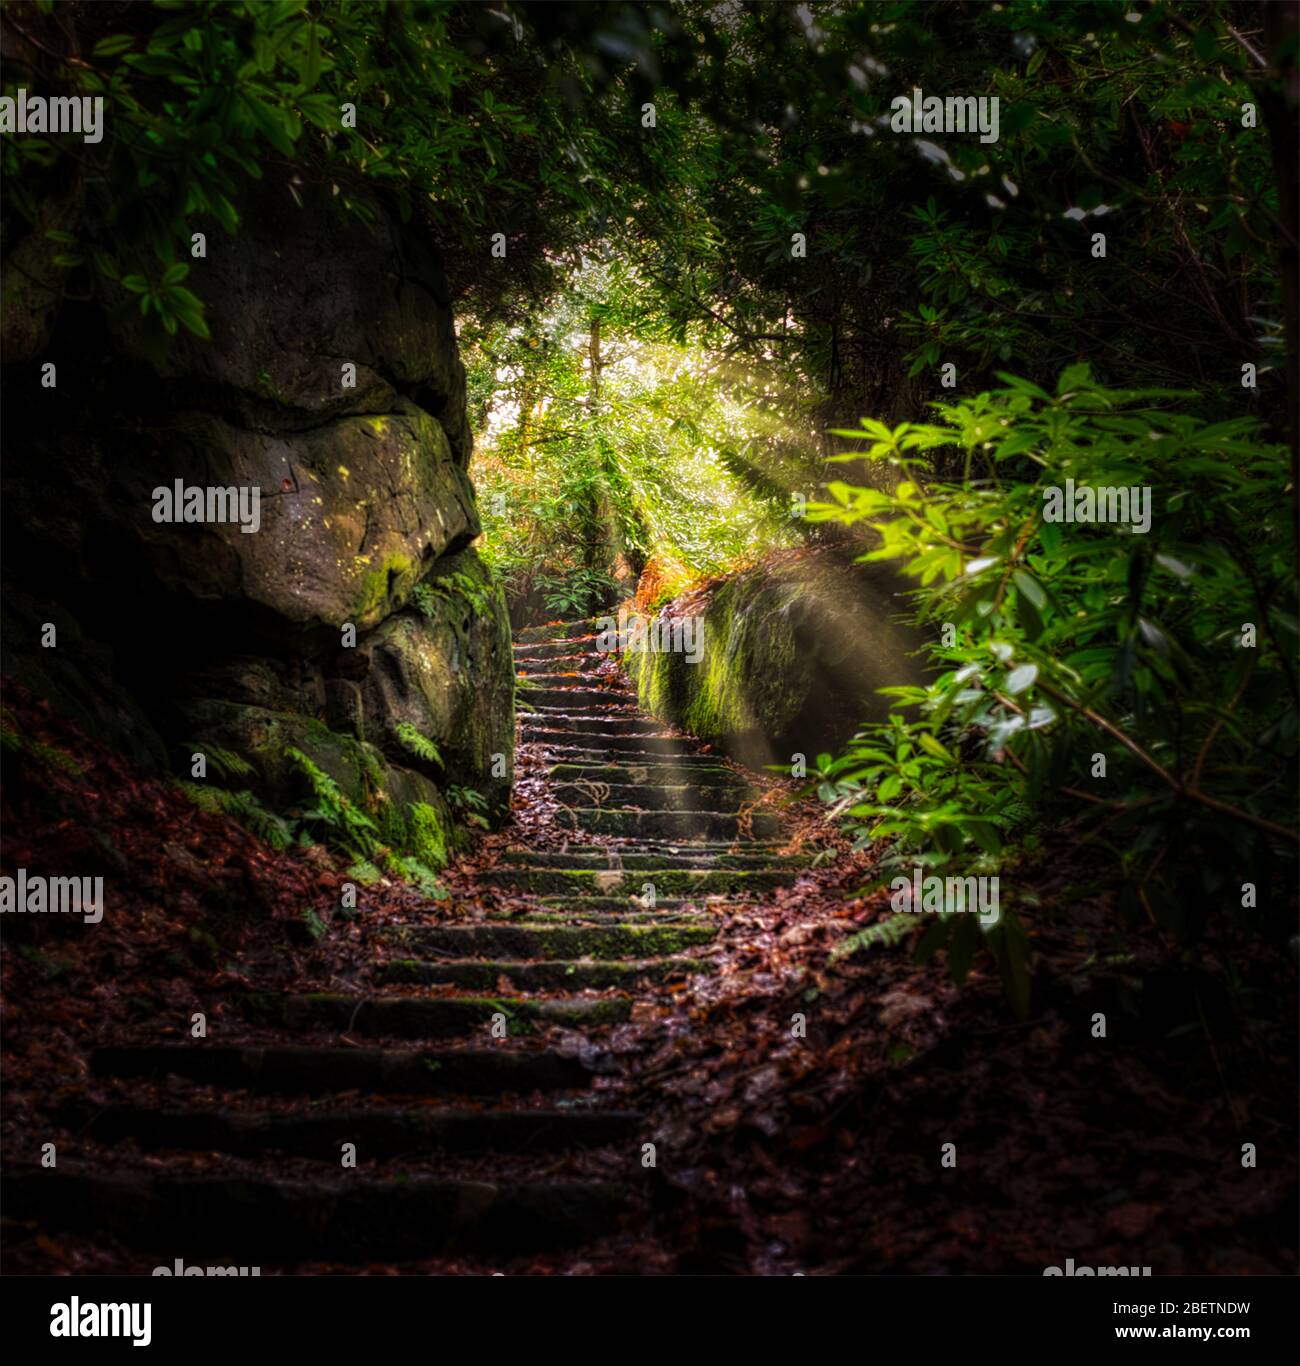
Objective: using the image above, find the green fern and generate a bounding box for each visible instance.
[186,743,255,781]
[392,720,443,768]
[284,747,380,859]
[412,570,494,620]
[1,710,83,774]
[410,581,436,617]
[830,914,921,962]
[514,673,539,714]
[448,784,487,813]
[300,907,328,941]
[447,784,490,829]
[179,782,293,850]
[384,852,448,899]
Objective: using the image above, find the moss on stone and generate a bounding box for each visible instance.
[624,548,929,770]
[408,800,448,869]
[353,550,417,624]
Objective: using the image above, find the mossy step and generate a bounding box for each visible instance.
[91,1044,593,1095]
[528,714,664,738]
[566,808,784,840]
[64,1103,641,1158]
[379,921,715,958]
[512,640,604,662]
[514,621,601,644]
[551,782,758,811]
[5,1165,628,1258]
[501,849,803,869]
[527,687,637,710]
[518,671,611,687]
[529,702,643,719]
[524,732,709,756]
[546,759,738,782]
[242,992,630,1038]
[379,956,712,989]
[478,867,796,895]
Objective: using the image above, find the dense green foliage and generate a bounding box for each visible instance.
[466,263,811,611]
[6,2,1294,398]
[6,0,1295,1008]
[809,372,1296,1007]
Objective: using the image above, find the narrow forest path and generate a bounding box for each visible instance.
[10,618,820,1271]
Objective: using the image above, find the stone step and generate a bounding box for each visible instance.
[527,687,637,710]
[514,621,601,644]
[518,671,615,688]
[523,840,790,854]
[524,732,711,757]
[543,759,737,781]
[546,760,740,783]
[379,956,712,989]
[513,641,605,663]
[477,867,797,895]
[529,714,664,738]
[500,849,800,869]
[5,1165,628,1258]
[530,701,643,719]
[516,663,605,681]
[92,1044,594,1095]
[242,992,630,1038]
[563,808,784,840]
[378,921,716,958]
[550,781,758,811]
[63,1103,641,1158]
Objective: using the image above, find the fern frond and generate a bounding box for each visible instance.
[179,783,293,850]
[829,914,921,962]
[186,743,256,781]
[392,720,443,767]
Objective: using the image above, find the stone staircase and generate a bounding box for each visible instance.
[9,616,814,1269]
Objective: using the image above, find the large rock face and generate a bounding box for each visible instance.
[623,546,931,772]
[1,176,513,867]
[129,402,477,631]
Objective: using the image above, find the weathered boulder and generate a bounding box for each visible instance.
[1,172,511,870]
[128,401,477,631]
[624,546,931,771]
[349,550,514,809]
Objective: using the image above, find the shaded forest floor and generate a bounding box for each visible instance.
[1,679,1295,1275]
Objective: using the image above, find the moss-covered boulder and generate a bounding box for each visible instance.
[0,170,510,868]
[352,550,514,811]
[624,546,930,770]
[129,400,477,632]
[179,697,456,869]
